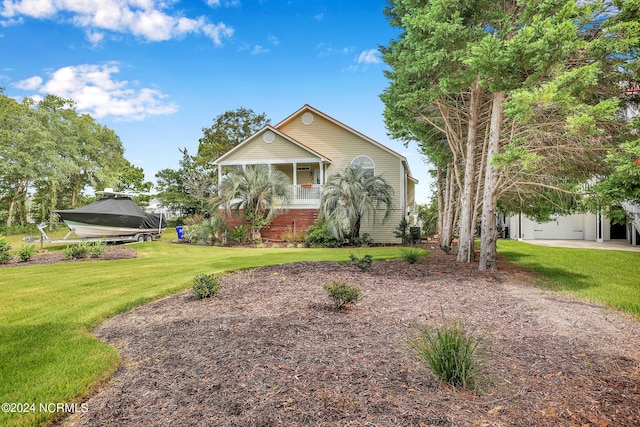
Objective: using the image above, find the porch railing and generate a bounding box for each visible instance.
[283,184,322,207]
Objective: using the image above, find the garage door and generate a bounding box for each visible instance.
[533,214,584,239]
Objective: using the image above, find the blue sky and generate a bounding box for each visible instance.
[0,0,432,203]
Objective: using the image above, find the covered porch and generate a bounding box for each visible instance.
[215,161,329,209]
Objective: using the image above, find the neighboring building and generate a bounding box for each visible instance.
[146,197,180,219]
[508,211,638,245]
[213,104,418,243]
[508,88,640,246]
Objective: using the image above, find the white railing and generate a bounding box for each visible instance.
[276,184,322,208]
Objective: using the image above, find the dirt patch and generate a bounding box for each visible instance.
[0,245,137,267]
[61,248,640,426]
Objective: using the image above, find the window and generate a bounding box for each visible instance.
[350,155,375,178]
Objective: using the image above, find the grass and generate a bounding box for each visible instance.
[0,235,407,427]
[498,240,640,318]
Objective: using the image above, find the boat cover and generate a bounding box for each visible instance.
[54,196,166,230]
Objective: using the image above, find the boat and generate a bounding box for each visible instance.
[54,189,166,239]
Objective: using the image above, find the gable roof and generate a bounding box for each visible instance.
[213,124,332,165]
[275,104,414,178]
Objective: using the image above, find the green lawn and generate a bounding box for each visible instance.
[0,240,406,427]
[498,240,640,317]
[2,237,638,426]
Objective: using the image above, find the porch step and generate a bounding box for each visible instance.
[223,209,319,242]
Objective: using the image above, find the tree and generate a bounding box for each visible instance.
[0,91,144,227]
[196,108,269,164]
[319,166,395,243]
[215,164,290,242]
[155,148,213,216]
[382,0,637,270]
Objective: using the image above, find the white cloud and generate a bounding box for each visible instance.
[206,0,240,7]
[251,45,269,55]
[13,75,42,90]
[357,49,381,64]
[17,63,178,121]
[316,43,354,58]
[268,34,279,46]
[0,0,234,45]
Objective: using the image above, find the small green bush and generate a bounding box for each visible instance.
[0,235,12,264]
[394,218,410,244]
[349,253,373,271]
[64,242,90,260]
[88,241,106,258]
[409,318,486,389]
[18,243,36,262]
[304,222,341,248]
[323,281,362,310]
[192,273,221,299]
[401,247,425,264]
[350,233,373,247]
[231,225,248,243]
[440,245,451,254]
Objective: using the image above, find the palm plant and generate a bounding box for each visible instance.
[216,165,290,242]
[319,166,394,243]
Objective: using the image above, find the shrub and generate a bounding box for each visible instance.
[323,281,362,310]
[409,318,486,389]
[401,247,425,264]
[18,243,36,262]
[349,253,372,271]
[394,218,410,244]
[350,232,373,247]
[440,245,452,254]
[64,242,90,260]
[183,224,205,245]
[304,221,341,248]
[0,235,12,264]
[184,217,229,246]
[231,225,248,244]
[88,241,106,258]
[192,273,221,299]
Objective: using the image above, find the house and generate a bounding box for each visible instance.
[145,197,181,219]
[213,105,418,243]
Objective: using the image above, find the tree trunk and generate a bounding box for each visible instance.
[456,84,481,263]
[479,91,506,271]
[6,179,27,228]
[439,165,457,248]
[436,167,444,241]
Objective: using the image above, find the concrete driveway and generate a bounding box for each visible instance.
[523,239,640,252]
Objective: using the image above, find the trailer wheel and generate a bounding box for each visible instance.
[136,234,144,242]
[145,234,153,242]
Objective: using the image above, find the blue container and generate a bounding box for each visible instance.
[176,226,184,240]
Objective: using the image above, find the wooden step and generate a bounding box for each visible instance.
[222,209,319,242]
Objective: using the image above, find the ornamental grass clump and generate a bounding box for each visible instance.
[323,281,362,310]
[192,273,221,299]
[409,317,486,389]
[401,247,425,264]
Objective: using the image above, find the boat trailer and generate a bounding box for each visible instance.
[24,223,162,250]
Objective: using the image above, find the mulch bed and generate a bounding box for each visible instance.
[53,247,640,426]
[0,245,137,267]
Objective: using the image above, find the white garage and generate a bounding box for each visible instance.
[509,212,611,241]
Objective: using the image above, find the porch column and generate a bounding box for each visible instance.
[319,161,324,184]
[292,162,297,186]
[217,165,222,196]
